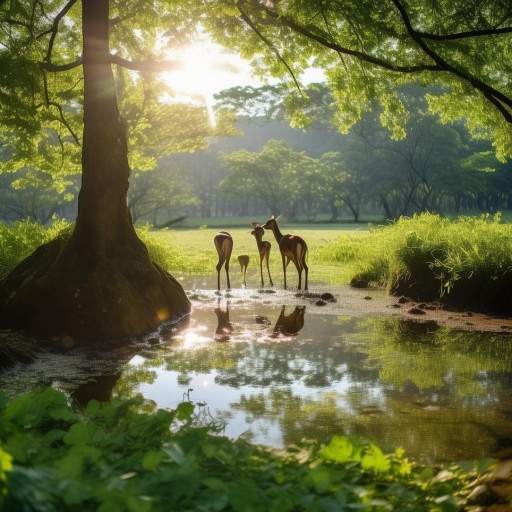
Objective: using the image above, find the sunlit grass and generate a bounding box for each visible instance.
[3,214,512,309]
[150,224,368,285]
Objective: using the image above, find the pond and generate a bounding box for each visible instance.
[2,277,512,465]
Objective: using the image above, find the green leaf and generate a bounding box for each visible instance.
[321,435,356,463]
[175,401,194,420]
[142,449,164,472]
[57,453,84,479]
[0,446,13,483]
[227,479,264,512]
[163,442,186,465]
[476,458,497,475]
[361,444,390,473]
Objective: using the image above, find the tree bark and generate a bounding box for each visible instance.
[0,0,190,342]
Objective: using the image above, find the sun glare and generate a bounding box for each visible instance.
[161,42,257,127]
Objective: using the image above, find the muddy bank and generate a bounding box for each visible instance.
[184,281,512,335]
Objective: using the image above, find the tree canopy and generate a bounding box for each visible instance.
[206,0,512,160]
[0,0,510,340]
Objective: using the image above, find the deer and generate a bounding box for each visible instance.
[262,215,308,291]
[250,223,274,288]
[213,231,233,290]
[237,255,250,287]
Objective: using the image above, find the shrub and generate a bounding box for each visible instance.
[0,388,476,511]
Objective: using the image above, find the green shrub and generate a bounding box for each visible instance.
[0,388,476,511]
[0,220,71,279]
[319,213,512,311]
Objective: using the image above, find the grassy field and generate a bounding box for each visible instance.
[149,223,370,287]
[3,213,512,311]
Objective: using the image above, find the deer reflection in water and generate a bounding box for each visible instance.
[272,305,306,337]
[214,299,234,342]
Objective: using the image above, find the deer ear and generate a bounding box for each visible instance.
[270,214,275,220]
[250,222,258,227]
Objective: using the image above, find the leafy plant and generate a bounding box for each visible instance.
[0,388,479,511]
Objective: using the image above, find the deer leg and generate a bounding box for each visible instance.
[265,253,273,287]
[225,261,231,290]
[282,254,287,289]
[303,257,308,291]
[259,257,264,287]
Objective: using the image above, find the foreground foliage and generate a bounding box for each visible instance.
[0,388,480,511]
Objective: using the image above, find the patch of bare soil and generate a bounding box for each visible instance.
[301,285,512,334]
[185,278,512,334]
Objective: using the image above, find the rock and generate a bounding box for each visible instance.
[408,307,426,315]
[316,300,327,306]
[320,292,336,302]
[398,296,410,304]
[350,277,369,288]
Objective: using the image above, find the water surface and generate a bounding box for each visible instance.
[2,281,512,464]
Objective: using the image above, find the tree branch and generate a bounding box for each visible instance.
[390,0,512,117]
[417,26,512,41]
[237,5,304,95]
[250,2,440,74]
[109,53,184,73]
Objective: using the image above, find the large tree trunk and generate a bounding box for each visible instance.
[0,0,190,342]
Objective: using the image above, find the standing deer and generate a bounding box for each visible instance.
[237,255,250,287]
[262,215,308,290]
[213,231,233,290]
[250,223,273,288]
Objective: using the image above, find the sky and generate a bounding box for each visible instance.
[160,42,324,126]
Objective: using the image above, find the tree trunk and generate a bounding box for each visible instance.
[0,0,190,342]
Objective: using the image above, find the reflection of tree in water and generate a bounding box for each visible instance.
[158,319,377,388]
[357,317,512,399]
[230,385,512,464]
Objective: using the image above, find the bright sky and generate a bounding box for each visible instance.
[160,42,324,127]
[160,43,262,126]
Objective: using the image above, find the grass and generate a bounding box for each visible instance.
[149,224,369,286]
[317,212,512,313]
[3,213,512,313]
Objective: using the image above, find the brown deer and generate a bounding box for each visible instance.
[213,231,233,290]
[250,223,273,288]
[262,215,308,290]
[272,305,306,336]
[237,255,250,287]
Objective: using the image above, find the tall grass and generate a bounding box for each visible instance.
[318,212,512,312]
[0,220,71,279]
[3,215,512,312]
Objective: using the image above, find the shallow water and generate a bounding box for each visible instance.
[2,279,512,464]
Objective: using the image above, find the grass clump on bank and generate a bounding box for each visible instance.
[319,213,512,313]
[0,388,480,511]
[0,220,71,280]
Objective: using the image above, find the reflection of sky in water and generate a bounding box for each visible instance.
[120,293,512,463]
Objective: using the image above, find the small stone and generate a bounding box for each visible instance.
[364,296,372,300]
[398,296,410,304]
[316,300,327,306]
[320,292,336,302]
[408,307,426,315]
